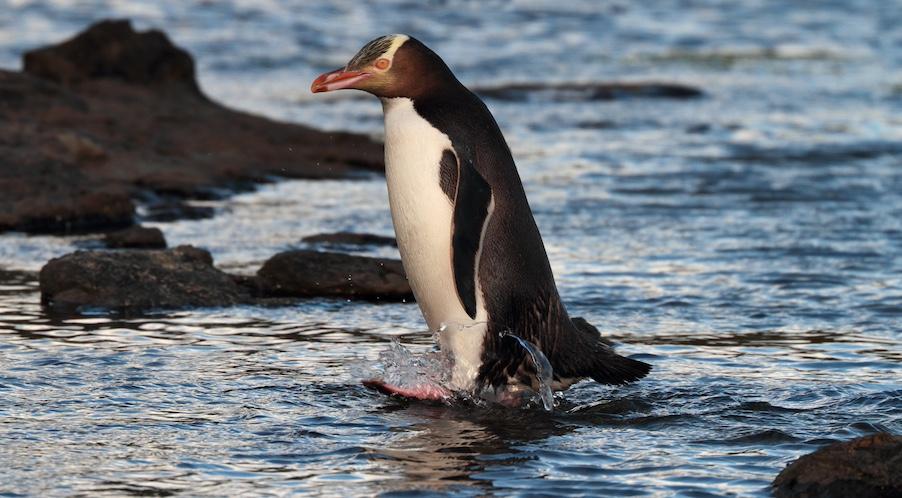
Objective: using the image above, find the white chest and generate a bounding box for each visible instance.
[381,97,487,390]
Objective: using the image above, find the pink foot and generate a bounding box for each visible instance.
[362,379,451,401]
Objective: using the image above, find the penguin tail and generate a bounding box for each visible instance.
[569,316,651,386]
[586,350,651,385]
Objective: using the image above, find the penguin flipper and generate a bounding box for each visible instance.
[450,154,492,319]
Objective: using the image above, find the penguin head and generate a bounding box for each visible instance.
[311,34,457,98]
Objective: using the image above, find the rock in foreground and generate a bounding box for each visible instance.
[257,250,411,301]
[38,247,413,313]
[103,225,166,249]
[1,19,382,234]
[772,433,902,498]
[40,246,246,311]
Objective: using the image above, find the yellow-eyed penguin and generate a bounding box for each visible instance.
[312,35,650,402]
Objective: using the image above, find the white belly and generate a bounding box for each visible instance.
[381,97,487,390]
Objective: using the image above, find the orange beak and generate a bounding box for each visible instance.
[311,68,371,93]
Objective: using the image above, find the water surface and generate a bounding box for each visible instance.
[1,1,901,496]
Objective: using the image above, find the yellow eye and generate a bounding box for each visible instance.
[374,58,390,70]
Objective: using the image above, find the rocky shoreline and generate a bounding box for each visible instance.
[2,20,409,309]
[0,19,382,235]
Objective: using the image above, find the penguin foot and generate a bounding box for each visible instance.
[362,379,452,401]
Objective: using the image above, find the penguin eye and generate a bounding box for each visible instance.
[374,58,391,70]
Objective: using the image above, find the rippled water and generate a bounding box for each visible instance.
[1,1,901,496]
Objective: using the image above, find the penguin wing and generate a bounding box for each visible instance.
[448,150,492,319]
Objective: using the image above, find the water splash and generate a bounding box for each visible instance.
[364,341,451,395]
[504,334,555,412]
[362,325,555,412]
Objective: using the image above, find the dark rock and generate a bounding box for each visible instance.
[474,82,704,102]
[1,19,383,235]
[24,19,202,96]
[39,245,246,311]
[302,232,398,248]
[257,250,412,301]
[103,225,166,249]
[37,243,417,312]
[773,433,902,498]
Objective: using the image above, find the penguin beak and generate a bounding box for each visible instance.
[311,68,371,93]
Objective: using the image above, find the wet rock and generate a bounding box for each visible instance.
[302,232,398,248]
[256,250,412,301]
[474,82,703,102]
[772,433,902,498]
[103,225,166,249]
[1,19,383,235]
[39,245,246,311]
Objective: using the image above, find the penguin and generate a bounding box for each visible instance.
[312,35,650,401]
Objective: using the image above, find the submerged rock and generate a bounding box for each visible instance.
[257,250,412,301]
[473,81,703,102]
[40,245,246,311]
[772,433,902,498]
[103,225,166,249]
[1,19,383,235]
[302,232,398,248]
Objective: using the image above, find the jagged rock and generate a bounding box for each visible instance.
[39,245,246,311]
[23,19,201,95]
[257,250,412,301]
[103,225,166,249]
[773,433,902,498]
[302,232,398,247]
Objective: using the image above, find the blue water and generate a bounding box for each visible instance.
[1,1,901,496]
